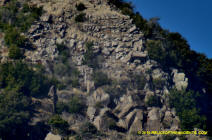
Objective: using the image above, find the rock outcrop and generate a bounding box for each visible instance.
[172,69,188,90]
[0,0,206,139]
[45,132,62,140]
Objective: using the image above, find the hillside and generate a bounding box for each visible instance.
[0,0,211,140]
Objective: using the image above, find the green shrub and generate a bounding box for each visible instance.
[0,89,31,139]
[77,122,99,139]
[56,97,85,114]
[0,1,43,32]
[49,77,66,90]
[53,62,80,88]
[68,96,85,114]
[0,62,50,97]
[76,3,87,11]
[146,40,166,66]
[0,61,51,138]
[48,115,69,135]
[92,71,111,88]
[4,27,26,47]
[75,13,86,22]
[146,95,162,107]
[83,42,95,66]
[81,122,97,134]
[56,43,70,62]
[8,45,23,59]
[169,89,206,130]
[121,7,133,16]
[53,95,86,114]
[82,42,104,69]
[56,102,69,114]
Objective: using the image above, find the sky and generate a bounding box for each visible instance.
[126,0,212,58]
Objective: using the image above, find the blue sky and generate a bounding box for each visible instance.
[126,0,212,58]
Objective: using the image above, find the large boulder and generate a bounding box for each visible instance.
[93,108,110,130]
[146,107,162,130]
[172,69,188,90]
[128,25,137,33]
[44,132,62,140]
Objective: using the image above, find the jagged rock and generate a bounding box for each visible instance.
[41,14,52,22]
[93,88,110,106]
[48,86,58,113]
[30,98,54,125]
[162,110,173,128]
[115,45,124,53]
[146,107,162,130]
[87,106,96,120]
[93,108,110,130]
[144,91,154,103]
[29,24,42,34]
[172,69,188,90]
[44,132,62,140]
[117,119,127,129]
[87,88,110,107]
[125,109,137,129]
[128,26,137,33]
[56,38,64,44]
[102,48,111,55]
[123,37,131,42]
[162,110,180,130]
[132,51,147,59]
[133,40,143,51]
[122,51,132,63]
[116,103,134,118]
[129,109,143,133]
[112,41,119,47]
[69,39,76,48]
[13,0,187,138]
[86,80,95,93]
[151,68,168,80]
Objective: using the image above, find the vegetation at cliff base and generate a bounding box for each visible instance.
[48,115,69,135]
[169,89,206,130]
[0,89,31,139]
[8,45,24,59]
[92,71,111,88]
[0,62,50,97]
[56,96,86,114]
[0,62,51,139]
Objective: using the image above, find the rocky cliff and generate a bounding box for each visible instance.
[0,0,209,140]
